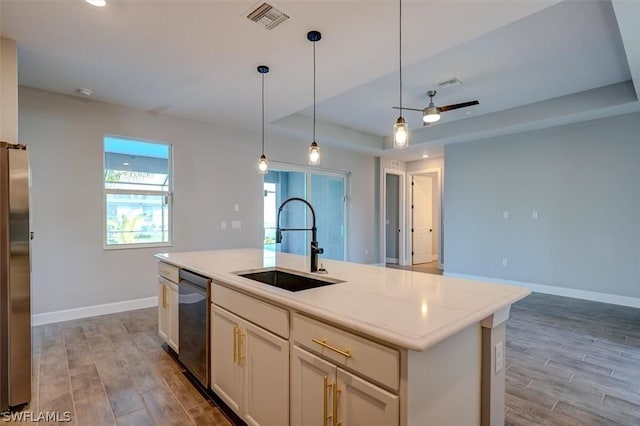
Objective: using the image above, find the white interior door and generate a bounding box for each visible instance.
[412,175,433,264]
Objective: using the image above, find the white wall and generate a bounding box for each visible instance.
[444,112,640,299]
[19,87,377,315]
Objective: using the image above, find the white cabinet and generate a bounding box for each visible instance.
[157,262,179,352]
[291,346,399,426]
[211,297,289,426]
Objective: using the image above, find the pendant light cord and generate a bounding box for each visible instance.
[399,0,403,115]
[313,40,317,142]
[261,72,265,155]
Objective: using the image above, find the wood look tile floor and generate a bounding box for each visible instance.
[505,293,640,426]
[21,308,231,426]
[386,260,443,275]
[19,293,640,425]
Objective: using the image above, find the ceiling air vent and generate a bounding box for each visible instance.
[247,3,289,30]
[438,78,462,88]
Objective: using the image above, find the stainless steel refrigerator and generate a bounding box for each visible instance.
[0,142,31,411]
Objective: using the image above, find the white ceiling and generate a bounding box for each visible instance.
[2,0,639,161]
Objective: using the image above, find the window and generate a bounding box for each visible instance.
[104,136,172,248]
[263,165,347,261]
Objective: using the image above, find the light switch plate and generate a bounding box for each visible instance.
[502,211,509,219]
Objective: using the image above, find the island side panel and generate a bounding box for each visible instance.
[405,323,482,426]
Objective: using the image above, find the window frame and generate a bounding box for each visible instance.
[102,135,174,250]
[264,161,349,261]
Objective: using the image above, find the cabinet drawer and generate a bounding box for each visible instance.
[212,282,289,339]
[158,262,179,283]
[293,313,399,391]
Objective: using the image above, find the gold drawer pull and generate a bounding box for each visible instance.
[312,338,352,358]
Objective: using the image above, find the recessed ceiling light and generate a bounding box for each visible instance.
[86,0,106,7]
[122,162,129,166]
[421,154,429,158]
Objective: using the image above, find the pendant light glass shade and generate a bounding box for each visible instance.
[257,154,268,174]
[257,65,269,174]
[308,141,320,165]
[393,117,409,148]
[308,31,321,165]
[392,0,408,148]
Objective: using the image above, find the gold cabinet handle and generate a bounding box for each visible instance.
[233,326,239,364]
[312,338,352,358]
[323,375,333,425]
[162,285,167,308]
[333,383,342,426]
[238,330,246,365]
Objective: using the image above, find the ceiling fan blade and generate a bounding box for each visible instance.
[438,100,479,112]
[392,106,424,112]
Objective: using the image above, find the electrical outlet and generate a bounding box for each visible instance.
[495,341,504,373]
[532,210,539,219]
[502,211,509,219]
[220,221,227,230]
[502,258,508,267]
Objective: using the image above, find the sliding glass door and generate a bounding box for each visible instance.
[263,166,346,261]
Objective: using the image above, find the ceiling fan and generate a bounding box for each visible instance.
[393,90,479,126]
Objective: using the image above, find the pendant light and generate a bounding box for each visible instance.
[392,0,409,148]
[257,65,269,174]
[308,30,321,165]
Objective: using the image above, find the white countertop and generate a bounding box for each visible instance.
[155,249,530,351]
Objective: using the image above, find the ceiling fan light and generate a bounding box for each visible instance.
[258,154,268,174]
[423,105,440,123]
[308,141,320,165]
[393,116,409,148]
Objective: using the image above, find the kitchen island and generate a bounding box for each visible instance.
[156,249,530,426]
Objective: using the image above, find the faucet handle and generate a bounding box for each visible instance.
[317,263,328,274]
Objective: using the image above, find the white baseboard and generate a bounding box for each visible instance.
[385,257,399,263]
[443,272,640,309]
[32,296,158,326]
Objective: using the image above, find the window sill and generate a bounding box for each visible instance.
[103,242,174,251]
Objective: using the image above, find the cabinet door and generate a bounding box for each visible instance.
[291,346,336,426]
[336,368,399,426]
[242,319,289,426]
[211,305,243,413]
[168,283,179,352]
[157,280,169,343]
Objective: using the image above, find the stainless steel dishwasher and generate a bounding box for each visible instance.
[178,269,211,388]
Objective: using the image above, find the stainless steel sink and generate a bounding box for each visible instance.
[235,268,344,292]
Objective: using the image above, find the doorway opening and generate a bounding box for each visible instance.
[409,169,442,270]
[382,169,405,265]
